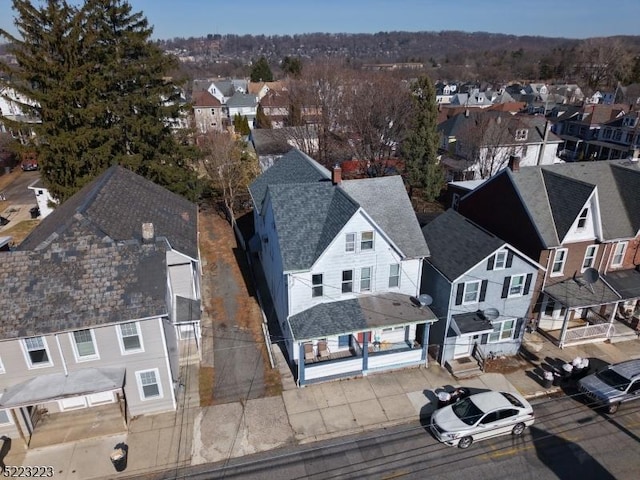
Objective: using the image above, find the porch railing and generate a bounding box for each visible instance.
[563,323,613,345]
[472,342,486,372]
[584,308,609,325]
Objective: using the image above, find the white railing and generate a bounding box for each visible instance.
[563,323,612,345]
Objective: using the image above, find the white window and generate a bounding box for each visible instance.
[345,233,355,252]
[118,322,144,354]
[494,251,507,270]
[0,405,11,425]
[489,319,515,342]
[136,369,162,400]
[70,329,99,361]
[577,208,588,229]
[463,281,481,304]
[551,249,567,276]
[342,270,354,293]
[515,129,528,141]
[612,242,627,267]
[360,267,372,292]
[23,336,52,368]
[508,275,526,297]
[389,264,400,288]
[312,274,323,297]
[361,231,374,250]
[582,245,598,271]
[0,357,4,374]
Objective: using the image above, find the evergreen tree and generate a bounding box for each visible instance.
[402,75,443,202]
[250,56,273,82]
[0,0,199,202]
[281,56,302,78]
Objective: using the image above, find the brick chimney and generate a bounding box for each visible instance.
[332,164,342,185]
[508,155,521,172]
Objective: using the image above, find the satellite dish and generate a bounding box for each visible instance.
[418,294,433,307]
[483,308,500,320]
[583,268,600,285]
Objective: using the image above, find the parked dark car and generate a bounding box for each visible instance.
[21,159,38,171]
[578,359,640,413]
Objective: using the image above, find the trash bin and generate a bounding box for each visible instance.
[29,206,40,219]
[437,391,452,409]
[543,371,554,389]
[110,445,128,472]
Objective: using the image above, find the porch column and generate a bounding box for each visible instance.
[362,331,369,372]
[558,308,571,348]
[298,343,306,386]
[421,322,430,364]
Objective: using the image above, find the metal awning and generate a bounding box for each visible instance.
[0,367,125,408]
[452,312,495,335]
[603,268,640,300]
[544,277,620,309]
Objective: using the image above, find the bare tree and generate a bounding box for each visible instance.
[341,71,414,177]
[198,132,260,225]
[456,111,526,179]
[576,38,633,90]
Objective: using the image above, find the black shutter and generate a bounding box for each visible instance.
[515,317,525,339]
[501,276,511,298]
[479,280,488,302]
[506,251,514,268]
[523,273,533,295]
[487,255,495,270]
[455,283,464,305]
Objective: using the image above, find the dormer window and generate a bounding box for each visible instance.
[577,208,588,229]
[515,129,528,141]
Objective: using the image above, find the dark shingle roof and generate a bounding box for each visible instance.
[341,176,429,259]
[0,223,167,339]
[248,149,331,214]
[19,166,198,259]
[269,182,359,271]
[422,209,505,281]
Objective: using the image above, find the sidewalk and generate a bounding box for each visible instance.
[5,335,640,478]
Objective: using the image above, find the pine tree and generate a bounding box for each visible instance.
[255,104,272,129]
[402,75,443,202]
[0,0,199,202]
[250,56,273,82]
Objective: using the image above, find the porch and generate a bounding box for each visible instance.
[27,403,126,449]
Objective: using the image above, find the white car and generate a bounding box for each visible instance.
[430,390,534,449]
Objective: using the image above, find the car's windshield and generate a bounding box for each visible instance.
[451,397,484,425]
[501,392,524,408]
[596,369,631,391]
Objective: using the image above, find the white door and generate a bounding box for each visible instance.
[453,335,472,358]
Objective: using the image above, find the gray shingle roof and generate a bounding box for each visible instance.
[289,292,437,341]
[269,182,359,271]
[248,149,331,214]
[226,93,258,108]
[422,209,505,281]
[0,223,167,339]
[511,159,640,245]
[341,176,429,259]
[19,166,198,259]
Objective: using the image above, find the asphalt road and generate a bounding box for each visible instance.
[148,392,640,480]
[1,169,39,205]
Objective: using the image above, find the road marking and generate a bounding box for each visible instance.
[481,444,536,459]
[381,471,410,479]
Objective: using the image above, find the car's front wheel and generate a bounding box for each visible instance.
[606,403,620,414]
[512,422,526,435]
[458,436,473,449]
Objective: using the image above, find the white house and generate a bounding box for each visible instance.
[249,149,436,385]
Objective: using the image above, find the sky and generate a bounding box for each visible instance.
[0,0,639,40]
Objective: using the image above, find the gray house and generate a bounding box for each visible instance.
[421,210,542,376]
[0,166,201,446]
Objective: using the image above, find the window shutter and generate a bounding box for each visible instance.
[479,280,488,302]
[487,255,495,270]
[480,334,488,345]
[501,276,511,298]
[506,251,514,268]
[523,273,533,295]
[515,317,525,338]
[455,283,464,305]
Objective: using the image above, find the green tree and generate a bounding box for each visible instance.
[281,56,302,77]
[402,75,443,202]
[0,0,199,202]
[233,113,250,136]
[255,104,272,129]
[250,56,273,82]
